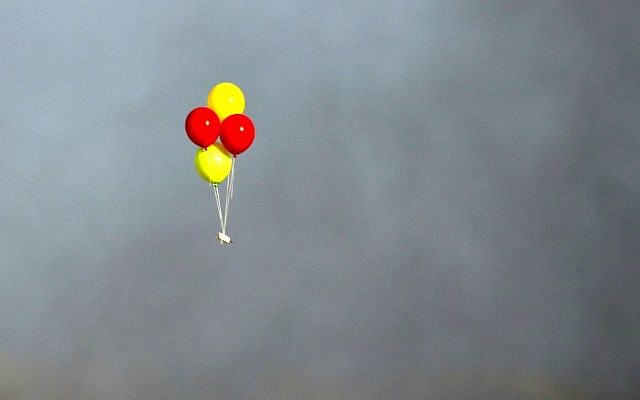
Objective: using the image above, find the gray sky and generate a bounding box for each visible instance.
[1,1,639,399]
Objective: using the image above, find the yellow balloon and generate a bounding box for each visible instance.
[194,143,232,184]
[207,82,245,121]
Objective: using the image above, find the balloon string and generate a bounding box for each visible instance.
[213,183,224,233]
[223,158,235,233]
[214,184,224,232]
[229,157,235,201]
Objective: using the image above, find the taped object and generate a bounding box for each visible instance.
[217,232,232,244]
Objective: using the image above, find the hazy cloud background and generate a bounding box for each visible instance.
[1,1,639,399]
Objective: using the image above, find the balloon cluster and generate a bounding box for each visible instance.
[185,82,255,183]
[185,82,255,244]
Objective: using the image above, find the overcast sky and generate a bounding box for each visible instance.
[1,1,639,399]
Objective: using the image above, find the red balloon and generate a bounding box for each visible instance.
[220,114,255,155]
[185,107,220,148]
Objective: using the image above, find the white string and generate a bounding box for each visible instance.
[229,157,235,201]
[213,183,224,233]
[222,157,235,233]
